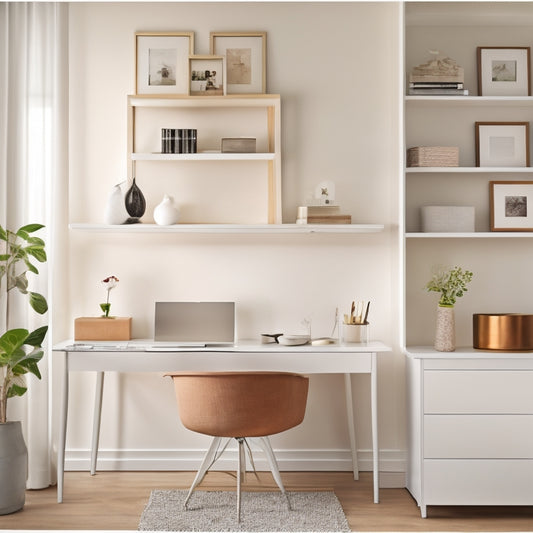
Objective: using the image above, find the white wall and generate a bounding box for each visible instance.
[62,1,404,476]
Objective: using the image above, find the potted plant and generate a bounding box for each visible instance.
[0,223,48,514]
[425,265,473,352]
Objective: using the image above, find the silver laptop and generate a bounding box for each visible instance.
[151,301,235,350]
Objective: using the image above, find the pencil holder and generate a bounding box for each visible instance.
[342,323,369,344]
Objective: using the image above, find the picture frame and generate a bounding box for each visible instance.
[189,55,225,96]
[477,47,531,96]
[475,121,530,167]
[135,32,194,95]
[210,31,266,94]
[490,180,533,231]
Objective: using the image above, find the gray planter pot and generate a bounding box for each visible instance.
[0,421,28,515]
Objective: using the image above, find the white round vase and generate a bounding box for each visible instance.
[153,194,179,225]
[104,183,129,225]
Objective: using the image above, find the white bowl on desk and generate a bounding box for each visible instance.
[278,335,310,346]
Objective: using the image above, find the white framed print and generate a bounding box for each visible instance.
[477,47,531,96]
[210,32,266,94]
[475,121,530,167]
[490,180,533,231]
[136,32,194,95]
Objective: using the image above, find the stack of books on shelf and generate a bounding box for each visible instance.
[306,205,351,225]
[409,52,468,96]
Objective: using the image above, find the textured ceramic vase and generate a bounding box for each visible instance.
[0,422,28,515]
[104,184,129,225]
[434,306,455,352]
[124,178,146,219]
[153,194,179,225]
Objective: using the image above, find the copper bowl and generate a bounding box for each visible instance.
[473,313,533,351]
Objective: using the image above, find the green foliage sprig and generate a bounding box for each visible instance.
[425,265,473,308]
[0,224,48,424]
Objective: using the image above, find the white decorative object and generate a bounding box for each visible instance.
[343,323,369,343]
[278,335,310,346]
[153,194,179,225]
[313,181,336,206]
[421,206,475,233]
[104,183,129,225]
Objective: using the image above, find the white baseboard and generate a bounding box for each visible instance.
[65,446,407,488]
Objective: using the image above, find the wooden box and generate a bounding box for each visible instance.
[407,146,459,167]
[221,137,256,153]
[74,317,132,341]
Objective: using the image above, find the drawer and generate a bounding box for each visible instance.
[424,415,533,458]
[424,371,533,414]
[424,459,533,505]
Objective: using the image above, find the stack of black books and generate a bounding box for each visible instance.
[161,128,197,154]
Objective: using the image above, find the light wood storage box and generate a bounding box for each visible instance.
[74,317,132,341]
[407,146,459,167]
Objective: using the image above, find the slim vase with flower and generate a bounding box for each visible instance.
[426,266,473,352]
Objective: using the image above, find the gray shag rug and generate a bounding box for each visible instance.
[138,489,351,532]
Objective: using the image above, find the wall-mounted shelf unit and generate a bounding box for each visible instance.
[404,1,533,517]
[127,94,281,224]
[69,223,385,235]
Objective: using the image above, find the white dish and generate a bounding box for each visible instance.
[278,335,310,346]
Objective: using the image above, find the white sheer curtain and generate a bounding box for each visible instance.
[0,2,68,489]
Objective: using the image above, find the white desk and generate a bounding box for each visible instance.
[53,339,391,504]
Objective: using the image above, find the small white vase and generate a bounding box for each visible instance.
[104,183,129,225]
[434,306,455,352]
[153,194,179,225]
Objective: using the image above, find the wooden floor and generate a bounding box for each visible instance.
[1,471,533,531]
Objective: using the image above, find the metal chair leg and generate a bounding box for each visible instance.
[184,437,226,509]
[237,438,244,522]
[257,436,291,510]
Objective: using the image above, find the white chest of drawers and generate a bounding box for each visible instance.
[406,348,533,518]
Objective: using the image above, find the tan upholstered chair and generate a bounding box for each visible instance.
[165,371,309,522]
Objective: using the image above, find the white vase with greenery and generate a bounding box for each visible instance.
[426,266,473,352]
[0,223,48,514]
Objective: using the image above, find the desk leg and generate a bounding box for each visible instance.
[343,373,359,481]
[57,353,69,503]
[371,352,379,503]
[90,371,105,475]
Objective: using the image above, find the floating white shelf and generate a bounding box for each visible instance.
[70,223,385,234]
[131,152,275,161]
[405,96,533,106]
[406,166,533,173]
[406,232,533,239]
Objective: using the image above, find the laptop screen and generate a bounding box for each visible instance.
[154,301,235,345]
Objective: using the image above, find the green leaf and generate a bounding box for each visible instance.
[16,230,29,241]
[7,383,27,398]
[0,329,29,357]
[24,325,48,347]
[18,223,44,234]
[15,273,29,292]
[27,236,45,246]
[24,259,39,275]
[0,225,6,241]
[29,292,48,314]
[0,254,10,261]
[12,349,43,379]
[26,246,47,262]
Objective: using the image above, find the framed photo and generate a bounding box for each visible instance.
[477,47,531,96]
[475,121,530,167]
[189,55,225,96]
[490,180,533,231]
[136,32,194,95]
[210,31,266,94]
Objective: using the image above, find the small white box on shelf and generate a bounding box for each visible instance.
[421,206,475,233]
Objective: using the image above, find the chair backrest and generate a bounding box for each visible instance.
[166,372,309,438]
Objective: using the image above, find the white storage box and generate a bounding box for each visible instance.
[421,206,475,233]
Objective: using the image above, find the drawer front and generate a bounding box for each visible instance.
[424,371,533,414]
[424,460,533,505]
[424,415,533,458]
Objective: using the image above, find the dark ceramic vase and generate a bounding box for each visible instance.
[124,178,146,219]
